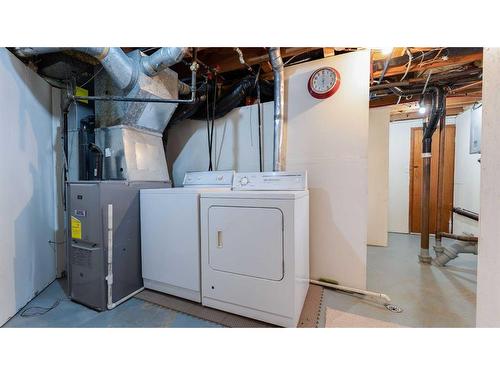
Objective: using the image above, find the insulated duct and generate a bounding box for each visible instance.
[269,47,285,171]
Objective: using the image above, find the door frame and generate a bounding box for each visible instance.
[408,125,456,234]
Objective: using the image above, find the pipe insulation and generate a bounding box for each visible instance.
[269,47,285,171]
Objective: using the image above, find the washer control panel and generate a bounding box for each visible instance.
[232,171,307,191]
[183,170,235,186]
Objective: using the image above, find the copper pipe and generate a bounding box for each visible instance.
[435,110,447,245]
[449,80,482,94]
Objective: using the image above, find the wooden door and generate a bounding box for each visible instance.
[409,126,456,234]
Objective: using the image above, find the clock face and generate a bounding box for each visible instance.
[307,67,341,99]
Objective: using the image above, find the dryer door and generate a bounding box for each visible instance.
[208,206,284,281]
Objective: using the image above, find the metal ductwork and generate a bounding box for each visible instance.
[269,47,285,171]
[13,47,191,182]
[13,47,136,91]
[141,47,188,76]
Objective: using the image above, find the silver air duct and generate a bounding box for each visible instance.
[269,47,285,171]
[13,47,190,182]
[141,47,188,76]
[13,47,135,91]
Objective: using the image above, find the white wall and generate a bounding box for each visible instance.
[167,101,274,186]
[388,119,423,233]
[453,108,481,236]
[0,48,59,326]
[367,107,391,246]
[285,51,370,289]
[476,48,500,327]
[388,117,455,233]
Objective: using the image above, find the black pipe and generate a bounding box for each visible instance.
[423,87,445,145]
[453,207,479,221]
[72,95,198,104]
[189,75,255,120]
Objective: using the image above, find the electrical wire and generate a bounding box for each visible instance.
[210,76,217,171]
[80,66,103,88]
[20,298,68,318]
[255,66,263,172]
[205,80,213,171]
[400,48,413,82]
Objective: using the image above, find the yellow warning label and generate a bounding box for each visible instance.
[71,216,82,239]
[75,86,89,104]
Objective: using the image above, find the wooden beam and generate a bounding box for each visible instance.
[200,47,321,75]
[373,51,483,79]
[323,48,335,58]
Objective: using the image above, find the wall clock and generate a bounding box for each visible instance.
[307,67,341,99]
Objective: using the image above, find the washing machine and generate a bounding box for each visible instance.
[140,171,234,302]
[200,172,309,327]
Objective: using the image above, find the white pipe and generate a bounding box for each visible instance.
[106,204,114,310]
[107,287,145,310]
[310,279,391,305]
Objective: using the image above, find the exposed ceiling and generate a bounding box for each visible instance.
[369,47,483,121]
[13,47,483,120]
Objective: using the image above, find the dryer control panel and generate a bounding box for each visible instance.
[232,171,307,191]
[183,170,235,187]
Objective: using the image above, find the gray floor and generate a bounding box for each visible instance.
[3,280,221,328]
[319,233,477,327]
[4,232,477,328]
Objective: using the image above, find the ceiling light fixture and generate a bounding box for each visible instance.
[380,47,393,56]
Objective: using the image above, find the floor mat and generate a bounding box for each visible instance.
[136,284,324,328]
[135,290,275,328]
[325,307,404,328]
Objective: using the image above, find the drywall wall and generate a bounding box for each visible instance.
[167,101,274,186]
[388,117,455,233]
[285,50,370,289]
[0,48,58,326]
[368,107,391,246]
[388,119,423,233]
[453,108,481,236]
[476,48,500,327]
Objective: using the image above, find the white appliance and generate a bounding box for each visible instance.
[200,171,309,327]
[140,171,234,302]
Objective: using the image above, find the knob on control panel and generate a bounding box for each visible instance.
[239,176,249,186]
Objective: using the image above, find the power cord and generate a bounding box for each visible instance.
[20,298,69,318]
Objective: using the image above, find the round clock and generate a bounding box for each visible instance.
[307,67,341,99]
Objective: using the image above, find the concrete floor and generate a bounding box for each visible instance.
[318,233,477,327]
[3,280,221,328]
[4,232,476,328]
